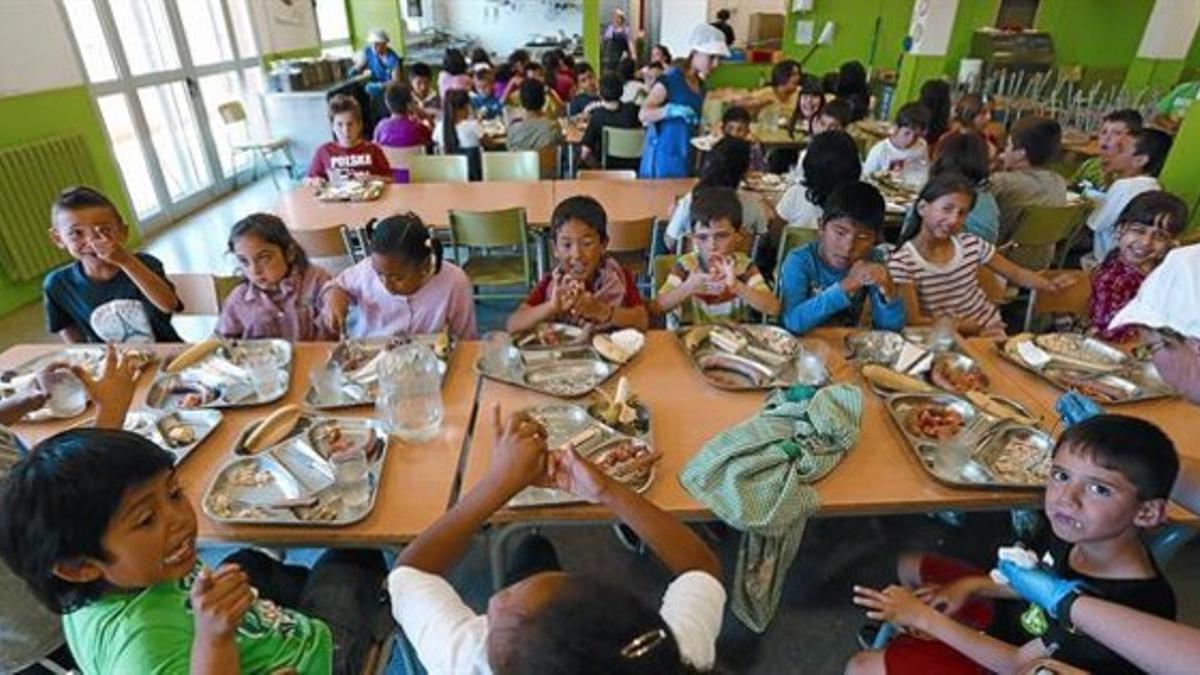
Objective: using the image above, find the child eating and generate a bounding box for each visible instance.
[388,405,725,673]
[779,181,906,334]
[304,95,392,184]
[655,186,780,324]
[861,102,930,181]
[0,429,388,675]
[508,196,649,332]
[888,173,1075,337]
[218,213,334,341]
[44,186,181,343]
[1090,191,1188,341]
[848,414,1179,675]
[322,213,477,339]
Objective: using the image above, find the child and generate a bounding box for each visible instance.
[663,137,771,253]
[1086,128,1172,263]
[888,173,1075,337]
[408,62,439,114]
[567,61,600,117]
[304,94,392,184]
[543,49,575,103]
[849,414,1179,675]
[787,75,824,137]
[812,97,852,134]
[508,196,649,332]
[1090,191,1188,341]
[656,186,780,323]
[1072,109,1142,190]
[779,181,905,334]
[44,186,181,343]
[901,132,1000,243]
[580,71,641,170]
[217,213,334,341]
[735,59,801,123]
[861,102,930,180]
[433,89,486,181]
[775,130,862,228]
[918,79,951,147]
[439,48,472,103]
[990,115,1068,242]
[322,213,477,339]
[651,43,673,65]
[504,63,565,117]
[373,83,432,182]
[720,106,767,173]
[507,79,565,152]
[619,57,648,104]
[388,405,725,673]
[0,427,388,675]
[469,64,503,120]
[950,93,1001,157]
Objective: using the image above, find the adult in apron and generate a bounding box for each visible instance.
[601,9,636,72]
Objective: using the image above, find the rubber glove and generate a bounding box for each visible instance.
[662,103,698,124]
[998,560,1084,619]
[1055,391,1102,428]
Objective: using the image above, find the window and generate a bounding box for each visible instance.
[227,0,259,58]
[109,0,181,75]
[97,94,159,217]
[315,0,352,45]
[61,0,117,83]
[176,0,235,66]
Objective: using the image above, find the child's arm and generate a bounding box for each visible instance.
[779,256,853,334]
[190,564,254,675]
[654,269,704,314]
[720,259,780,317]
[93,243,180,314]
[319,286,352,337]
[985,253,1075,294]
[506,292,561,333]
[896,283,936,326]
[638,82,671,124]
[398,406,549,574]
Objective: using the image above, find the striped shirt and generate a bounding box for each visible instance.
[887,233,1002,329]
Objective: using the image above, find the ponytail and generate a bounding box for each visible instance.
[370,212,442,273]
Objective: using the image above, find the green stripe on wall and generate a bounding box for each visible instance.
[1123,57,1186,93]
[0,85,134,318]
[892,54,947,118]
[584,0,599,72]
[1160,100,1200,233]
[345,0,405,53]
[782,0,915,76]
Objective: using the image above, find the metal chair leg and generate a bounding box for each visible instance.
[488,522,534,591]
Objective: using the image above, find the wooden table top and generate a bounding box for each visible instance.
[552,178,696,223]
[3,342,481,547]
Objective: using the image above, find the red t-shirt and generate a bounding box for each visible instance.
[553,70,575,104]
[525,267,643,308]
[306,141,392,180]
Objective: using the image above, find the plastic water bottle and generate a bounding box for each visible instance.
[376,343,443,443]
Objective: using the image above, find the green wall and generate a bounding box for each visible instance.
[0,86,134,317]
[1034,0,1155,86]
[345,0,405,53]
[782,0,916,77]
[943,0,999,77]
[1160,100,1200,233]
[1124,57,1187,93]
[1182,21,1200,82]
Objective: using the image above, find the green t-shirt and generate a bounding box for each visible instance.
[1156,81,1200,121]
[1071,156,1112,190]
[64,567,332,674]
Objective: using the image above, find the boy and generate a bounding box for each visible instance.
[1086,128,1172,263]
[566,61,600,117]
[373,83,432,182]
[860,102,930,178]
[45,187,182,343]
[719,106,767,173]
[849,414,1179,675]
[0,427,389,675]
[304,95,392,184]
[580,71,640,170]
[779,181,905,334]
[813,97,853,134]
[505,63,565,117]
[1072,109,1142,190]
[408,62,439,115]
[990,115,1068,242]
[655,186,780,324]
[469,64,503,120]
[506,79,565,152]
[388,405,725,673]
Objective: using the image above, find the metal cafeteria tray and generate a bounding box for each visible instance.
[0,346,155,422]
[476,344,619,398]
[513,323,590,350]
[204,414,387,526]
[675,324,824,391]
[304,335,452,409]
[122,408,223,465]
[147,340,293,410]
[507,403,656,508]
[999,335,1174,404]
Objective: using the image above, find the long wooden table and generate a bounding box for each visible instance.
[3,342,481,547]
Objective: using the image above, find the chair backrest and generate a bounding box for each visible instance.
[290,224,353,258]
[380,144,425,173]
[482,151,540,182]
[602,127,646,162]
[537,145,559,180]
[651,254,677,298]
[217,101,247,125]
[607,217,655,254]
[408,155,470,183]
[448,207,529,248]
[214,274,243,309]
[168,273,220,316]
[773,226,820,281]
[1026,269,1092,331]
[576,169,638,181]
[1011,203,1089,247]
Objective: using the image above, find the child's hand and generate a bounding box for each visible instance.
[840,261,872,294]
[1041,273,1078,293]
[547,446,611,503]
[914,577,979,616]
[321,290,350,338]
[853,585,936,631]
[485,405,550,494]
[857,262,894,296]
[191,564,254,644]
[711,255,738,292]
[572,292,613,325]
[0,383,49,426]
[681,269,714,296]
[90,231,131,266]
[72,345,140,429]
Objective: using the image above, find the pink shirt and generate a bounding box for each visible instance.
[325,259,477,340]
[217,265,335,341]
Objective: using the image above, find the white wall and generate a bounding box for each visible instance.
[247,0,321,55]
[707,0,785,47]
[0,1,84,96]
[432,0,584,57]
[1136,0,1200,59]
[660,0,708,59]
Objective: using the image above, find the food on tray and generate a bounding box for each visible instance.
[593,329,644,364]
[517,323,585,348]
[311,422,376,460]
[226,463,274,487]
[1050,372,1130,402]
[966,391,1038,425]
[207,493,270,520]
[905,404,965,440]
[243,404,303,454]
[592,439,659,485]
[166,338,221,374]
[698,353,773,388]
[1034,333,1126,367]
[315,180,384,202]
[169,383,216,409]
[990,435,1050,483]
[861,364,935,393]
[709,326,748,354]
[931,358,990,394]
[682,326,712,352]
[747,326,799,357]
[164,423,196,447]
[295,497,342,522]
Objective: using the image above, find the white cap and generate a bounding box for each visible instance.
[687,23,731,57]
[367,29,390,44]
[1109,243,1200,337]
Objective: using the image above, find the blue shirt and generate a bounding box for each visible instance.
[362,46,401,83]
[44,253,181,343]
[640,67,705,178]
[779,241,905,334]
[469,90,503,120]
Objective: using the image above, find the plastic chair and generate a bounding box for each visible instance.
[1002,202,1090,271]
[448,207,534,300]
[380,144,425,179]
[773,226,820,285]
[602,127,645,169]
[408,155,470,183]
[217,101,294,189]
[291,225,355,275]
[608,217,656,293]
[576,169,638,180]
[481,151,541,182]
[1023,269,1092,332]
[168,273,220,315]
[651,254,678,299]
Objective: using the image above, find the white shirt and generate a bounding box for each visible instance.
[387,566,727,675]
[775,182,822,228]
[1087,174,1160,261]
[861,137,929,179]
[432,118,484,152]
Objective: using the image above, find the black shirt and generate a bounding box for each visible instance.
[712,20,734,47]
[581,102,641,170]
[44,253,181,343]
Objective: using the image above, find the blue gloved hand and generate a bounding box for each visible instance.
[1055,391,1102,428]
[662,103,698,124]
[998,560,1083,619]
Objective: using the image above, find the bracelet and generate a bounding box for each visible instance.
[1055,588,1083,633]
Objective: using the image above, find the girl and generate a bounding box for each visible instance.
[304,95,392,184]
[901,132,1000,243]
[834,60,870,122]
[438,48,472,103]
[218,214,334,341]
[433,89,485,181]
[951,92,1001,157]
[321,213,477,340]
[508,196,649,333]
[1090,191,1188,341]
[787,75,824,137]
[639,24,729,178]
[888,173,1075,337]
[735,60,802,123]
[918,79,952,147]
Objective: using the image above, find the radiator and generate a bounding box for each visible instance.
[0,135,98,282]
